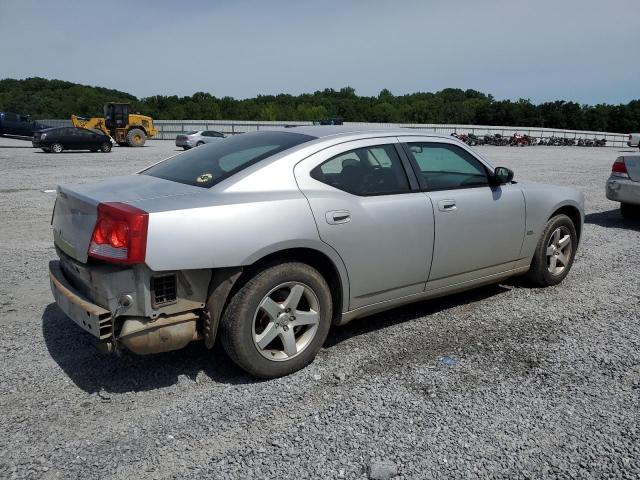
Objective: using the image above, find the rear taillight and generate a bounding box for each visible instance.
[611,157,629,178]
[88,202,148,264]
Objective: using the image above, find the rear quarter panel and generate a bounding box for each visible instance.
[140,190,323,271]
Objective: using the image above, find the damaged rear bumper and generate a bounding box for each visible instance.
[49,260,205,354]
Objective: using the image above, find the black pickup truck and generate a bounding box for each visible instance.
[0,112,49,138]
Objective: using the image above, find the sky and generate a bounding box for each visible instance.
[1,0,639,104]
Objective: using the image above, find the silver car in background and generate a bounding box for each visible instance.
[606,155,640,219]
[175,130,225,149]
[49,127,584,378]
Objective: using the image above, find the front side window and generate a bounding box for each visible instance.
[311,144,410,196]
[143,131,315,188]
[406,142,488,190]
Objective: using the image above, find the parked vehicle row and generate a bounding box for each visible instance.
[49,126,585,378]
[451,132,609,147]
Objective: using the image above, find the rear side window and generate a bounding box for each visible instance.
[406,142,488,190]
[311,144,410,196]
[142,131,315,188]
[203,131,224,138]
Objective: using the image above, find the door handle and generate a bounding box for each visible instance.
[326,210,351,225]
[438,199,457,212]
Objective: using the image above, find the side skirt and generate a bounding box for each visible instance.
[336,263,530,326]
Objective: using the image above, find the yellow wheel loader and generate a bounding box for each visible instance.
[71,103,158,147]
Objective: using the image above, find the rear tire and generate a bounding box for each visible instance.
[126,128,146,147]
[526,214,577,287]
[220,261,332,378]
[100,142,112,153]
[620,203,640,219]
[196,141,205,147]
[51,143,63,153]
[41,148,50,153]
[183,146,191,150]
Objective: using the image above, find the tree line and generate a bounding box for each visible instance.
[1,77,638,133]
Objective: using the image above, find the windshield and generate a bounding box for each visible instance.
[142,131,315,188]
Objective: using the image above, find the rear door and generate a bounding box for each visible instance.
[63,128,83,149]
[294,137,434,310]
[400,137,526,290]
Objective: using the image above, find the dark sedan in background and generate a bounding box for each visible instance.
[33,127,112,153]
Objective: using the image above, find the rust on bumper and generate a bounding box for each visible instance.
[49,260,112,340]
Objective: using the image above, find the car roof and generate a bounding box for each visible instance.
[284,125,452,141]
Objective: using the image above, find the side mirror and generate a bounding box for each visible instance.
[492,166,514,185]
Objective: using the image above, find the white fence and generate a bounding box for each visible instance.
[38,119,630,147]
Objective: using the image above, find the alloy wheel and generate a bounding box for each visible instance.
[252,282,320,361]
[546,226,572,275]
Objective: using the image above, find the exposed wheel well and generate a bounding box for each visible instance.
[550,206,582,242]
[246,248,344,323]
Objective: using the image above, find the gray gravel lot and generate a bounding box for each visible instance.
[0,137,638,479]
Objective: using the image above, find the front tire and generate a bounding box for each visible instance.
[126,128,146,147]
[51,143,63,153]
[220,262,332,378]
[620,203,640,219]
[527,214,578,286]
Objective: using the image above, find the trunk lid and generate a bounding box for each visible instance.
[52,174,203,263]
[622,155,640,182]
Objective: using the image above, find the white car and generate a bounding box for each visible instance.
[175,130,225,150]
[606,155,640,218]
[627,133,640,148]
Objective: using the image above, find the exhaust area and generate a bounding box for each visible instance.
[118,312,200,355]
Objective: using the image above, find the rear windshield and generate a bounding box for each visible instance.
[142,131,315,188]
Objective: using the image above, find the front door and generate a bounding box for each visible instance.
[401,139,526,290]
[295,138,434,310]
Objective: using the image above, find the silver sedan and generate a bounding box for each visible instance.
[175,130,225,149]
[606,155,640,219]
[49,127,584,378]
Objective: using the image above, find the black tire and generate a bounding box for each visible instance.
[526,214,578,287]
[126,128,146,147]
[41,148,50,153]
[183,146,191,150]
[196,141,205,147]
[51,142,63,153]
[620,203,640,219]
[100,142,112,153]
[220,261,332,378]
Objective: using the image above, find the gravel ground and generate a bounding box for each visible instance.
[0,137,638,479]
